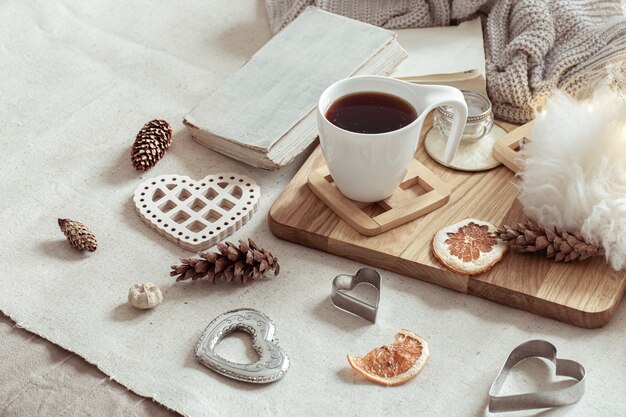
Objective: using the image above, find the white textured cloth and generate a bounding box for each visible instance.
[1,1,626,417]
[0,315,175,417]
[266,0,626,122]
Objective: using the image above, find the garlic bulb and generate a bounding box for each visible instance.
[128,283,163,309]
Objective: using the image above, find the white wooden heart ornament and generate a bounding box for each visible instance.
[133,173,260,251]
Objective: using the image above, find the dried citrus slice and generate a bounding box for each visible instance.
[347,329,429,386]
[432,218,507,276]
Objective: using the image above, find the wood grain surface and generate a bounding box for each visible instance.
[269,118,626,328]
[307,161,450,236]
[492,120,533,173]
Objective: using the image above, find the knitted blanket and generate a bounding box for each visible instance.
[266,0,626,123]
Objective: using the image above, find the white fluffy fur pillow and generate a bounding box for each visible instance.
[518,89,626,270]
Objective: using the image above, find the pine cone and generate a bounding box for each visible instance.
[171,239,280,284]
[131,119,172,171]
[496,221,603,263]
[58,218,98,252]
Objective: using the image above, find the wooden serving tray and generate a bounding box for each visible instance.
[269,118,626,328]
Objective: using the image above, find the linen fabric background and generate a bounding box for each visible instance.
[1,1,625,416]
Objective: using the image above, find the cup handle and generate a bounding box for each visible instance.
[419,85,468,164]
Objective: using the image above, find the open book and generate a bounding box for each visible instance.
[391,19,487,96]
[184,7,407,170]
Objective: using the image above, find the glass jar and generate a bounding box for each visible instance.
[433,90,493,142]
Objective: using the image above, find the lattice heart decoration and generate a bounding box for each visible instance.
[133,173,260,251]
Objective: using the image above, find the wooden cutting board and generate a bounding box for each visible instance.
[268,118,626,328]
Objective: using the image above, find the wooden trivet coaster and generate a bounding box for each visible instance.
[308,160,451,236]
[492,121,533,173]
[133,173,260,251]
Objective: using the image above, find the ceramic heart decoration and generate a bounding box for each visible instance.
[195,308,290,383]
[133,173,260,251]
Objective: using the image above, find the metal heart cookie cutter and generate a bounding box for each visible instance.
[489,339,586,412]
[331,267,381,323]
[194,308,290,383]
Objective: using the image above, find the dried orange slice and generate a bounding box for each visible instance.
[432,218,507,276]
[347,329,429,386]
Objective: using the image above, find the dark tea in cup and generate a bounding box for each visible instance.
[325,92,418,134]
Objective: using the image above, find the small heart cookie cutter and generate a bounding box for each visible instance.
[489,339,586,412]
[331,268,381,323]
[195,308,290,383]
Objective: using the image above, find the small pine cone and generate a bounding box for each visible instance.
[131,119,172,171]
[171,238,279,284]
[496,221,603,263]
[58,218,98,252]
[497,221,546,252]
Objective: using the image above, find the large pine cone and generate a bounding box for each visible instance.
[496,221,603,263]
[171,239,279,284]
[131,119,172,171]
[58,218,98,252]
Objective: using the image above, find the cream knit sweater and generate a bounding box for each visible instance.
[266,0,626,123]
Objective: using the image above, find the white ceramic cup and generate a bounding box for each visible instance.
[317,75,468,203]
